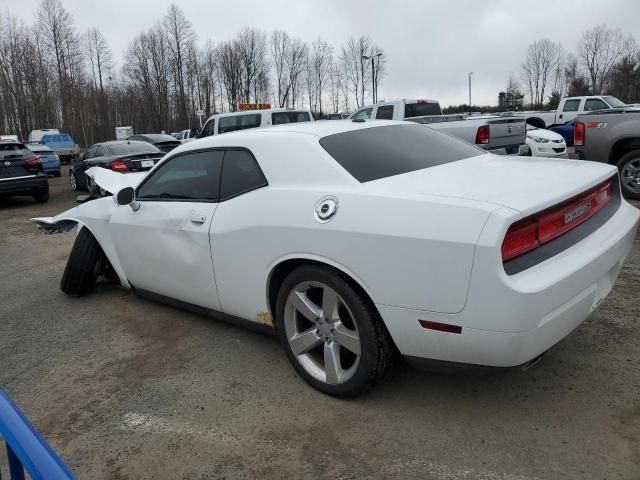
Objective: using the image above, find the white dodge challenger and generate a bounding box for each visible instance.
[33,120,639,396]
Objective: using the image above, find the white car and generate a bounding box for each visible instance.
[526,126,568,158]
[32,121,639,396]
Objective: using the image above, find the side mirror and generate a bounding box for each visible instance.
[114,187,140,211]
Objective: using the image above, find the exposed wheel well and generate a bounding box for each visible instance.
[267,259,372,318]
[526,117,546,129]
[609,138,640,164]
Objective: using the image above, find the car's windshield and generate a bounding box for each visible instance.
[0,144,31,160]
[604,96,626,108]
[110,142,161,155]
[320,124,483,183]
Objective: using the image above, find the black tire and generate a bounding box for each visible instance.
[275,264,394,396]
[33,188,49,203]
[60,227,103,296]
[617,150,640,200]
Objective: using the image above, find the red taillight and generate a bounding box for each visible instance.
[502,181,613,262]
[25,156,41,167]
[502,220,540,261]
[574,121,585,146]
[475,125,490,144]
[110,160,129,172]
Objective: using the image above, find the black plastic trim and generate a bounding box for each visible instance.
[132,286,277,336]
[504,174,621,275]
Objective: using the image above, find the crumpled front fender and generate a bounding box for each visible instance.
[30,198,131,288]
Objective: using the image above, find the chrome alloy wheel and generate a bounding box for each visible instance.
[69,171,77,191]
[621,157,640,194]
[284,281,361,385]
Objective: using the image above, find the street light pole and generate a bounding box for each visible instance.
[468,72,473,116]
[362,53,384,104]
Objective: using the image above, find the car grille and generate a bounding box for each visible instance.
[553,147,565,153]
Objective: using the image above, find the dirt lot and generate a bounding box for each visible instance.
[1,166,639,479]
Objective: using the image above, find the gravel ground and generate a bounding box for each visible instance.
[1,165,639,480]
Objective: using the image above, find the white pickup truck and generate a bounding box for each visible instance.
[503,95,628,129]
[351,99,527,155]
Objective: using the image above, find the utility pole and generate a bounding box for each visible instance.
[468,72,473,116]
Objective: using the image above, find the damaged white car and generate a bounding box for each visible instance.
[33,121,639,396]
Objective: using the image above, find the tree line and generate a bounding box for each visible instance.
[0,0,384,146]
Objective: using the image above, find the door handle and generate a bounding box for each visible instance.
[559,114,563,119]
[190,214,207,224]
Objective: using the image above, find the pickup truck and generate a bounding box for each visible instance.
[572,107,640,199]
[28,129,79,164]
[503,95,628,129]
[350,99,527,155]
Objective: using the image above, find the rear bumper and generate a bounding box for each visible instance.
[379,200,640,367]
[0,175,48,196]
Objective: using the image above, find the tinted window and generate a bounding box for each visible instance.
[603,96,625,108]
[375,105,394,119]
[0,144,32,160]
[137,150,224,201]
[110,142,160,155]
[220,149,267,200]
[563,99,581,112]
[320,124,482,183]
[94,146,105,158]
[218,114,262,134]
[584,99,609,111]
[200,119,216,138]
[271,111,311,125]
[404,102,442,118]
[351,108,372,120]
[84,146,98,159]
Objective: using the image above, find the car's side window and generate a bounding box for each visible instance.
[199,119,216,138]
[219,149,267,201]
[563,99,581,112]
[137,150,224,201]
[584,99,608,111]
[375,105,394,120]
[84,146,97,160]
[352,108,373,120]
[94,146,105,158]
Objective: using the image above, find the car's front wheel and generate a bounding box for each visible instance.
[60,227,103,296]
[276,265,394,396]
[69,170,79,191]
[618,150,640,200]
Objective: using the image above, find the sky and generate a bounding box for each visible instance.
[2,0,639,107]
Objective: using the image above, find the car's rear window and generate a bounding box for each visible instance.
[319,124,482,183]
[404,102,442,118]
[110,142,160,155]
[271,111,311,125]
[0,144,32,160]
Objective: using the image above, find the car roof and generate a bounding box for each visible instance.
[130,134,178,142]
[205,108,312,122]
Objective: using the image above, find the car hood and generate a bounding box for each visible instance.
[85,166,148,194]
[526,128,564,141]
[365,153,617,217]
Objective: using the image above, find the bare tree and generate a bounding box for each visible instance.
[310,38,333,114]
[84,27,112,93]
[520,39,563,108]
[236,28,268,104]
[578,25,627,94]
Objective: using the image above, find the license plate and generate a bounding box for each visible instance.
[141,160,155,168]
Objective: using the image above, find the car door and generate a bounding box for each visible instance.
[75,145,97,189]
[109,149,224,310]
[558,98,581,123]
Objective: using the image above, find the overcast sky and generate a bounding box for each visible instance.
[2,0,639,106]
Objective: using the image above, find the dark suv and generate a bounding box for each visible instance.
[0,141,49,203]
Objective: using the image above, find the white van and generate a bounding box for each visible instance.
[197,108,314,139]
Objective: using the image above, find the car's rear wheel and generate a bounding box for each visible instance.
[276,265,394,396]
[69,170,79,191]
[33,188,49,203]
[60,227,103,296]
[618,150,640,200]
